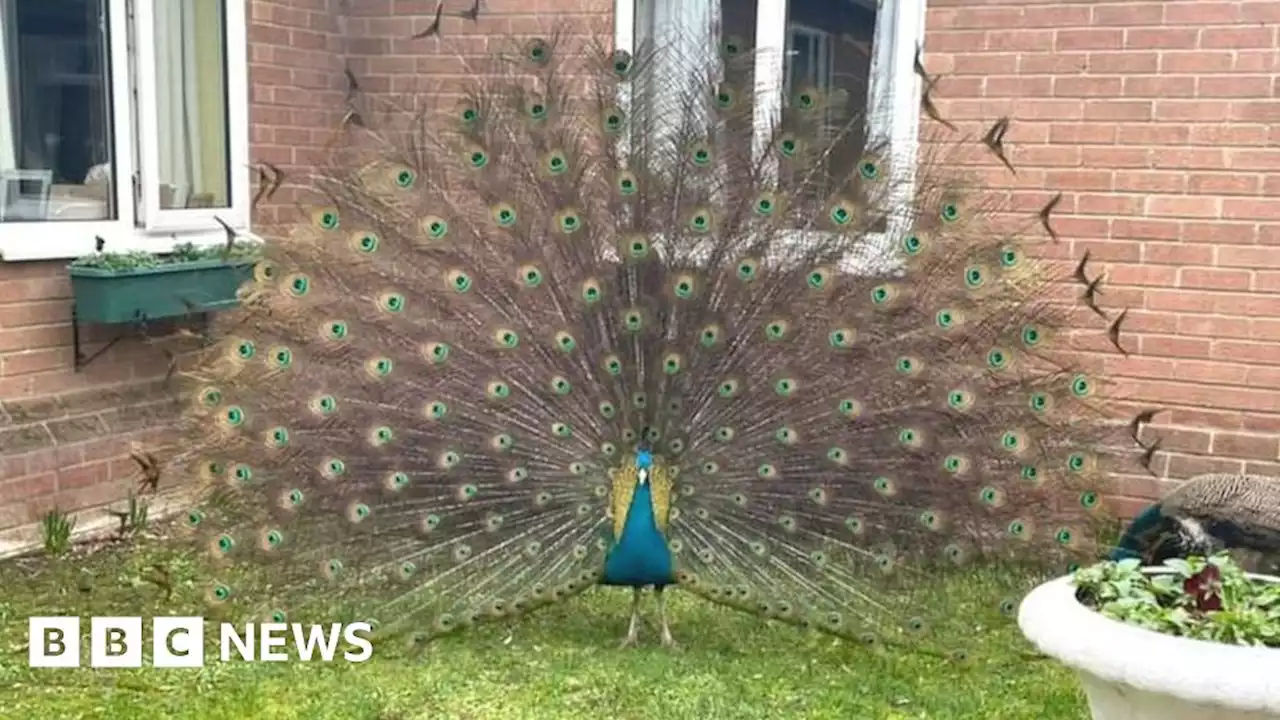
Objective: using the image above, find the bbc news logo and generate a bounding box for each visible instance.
[29,617,373,668]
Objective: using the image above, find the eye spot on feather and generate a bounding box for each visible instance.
[986,348,1010,370]
[943,454,969,475]
[1067,452,1092,473]
[622,310,644,332]
[419,514,442,534]
[721,35,744,58]
[828,202,854,227]
[919,511,942,531]
[673,274,696,299]
[1055,528,1075,546]
[320,458,346,480]
[507,467,529,483]
[231,339,256,361]
[351,231,379,254]
[699,324,723,348]
[1020,464,1042,485]
[600,442,616,456]
[311,207,339,231]
[310,394,338,416]
[1000,430,1026,454]
[550,376,572,395]
[979,486,1004,507]
[828,328,855,349]
[765,320,789,341]
[208,582,233,603]
[873,476,895,497]
[285,273,311,297]
[1028,392,1051,413]
[624,235,650,260]
[347,503,371,524]
[485,512,506,532]
[778,134,800,158]
[491,203,517,227]
[714,426,734,443]
[198,387,222,407]
[558,208,583,234]
[385,472,410,492]
[895,356,921,375]
[230,463,253,485]
[439,451,461,469]
[774,426,797,445]
[446,270,473,294]
[689,141,713,167]
[935,309,961,329]
[455,483,478,502]
[642,427,660,443]
[453,544,473,563]
[700,460,719,475]
[551,423,572,438]
[1079,491,1099,509]
[621,428,637,442]
[265,346,293,370]
[1007,520,1029,539]
[220,405,246,428]
[662,353,683,375]
[543,150,568,175]
[423,401,449,422]
[687,208,712,233]
[581,279,603,305]
[943,543,966,564]
[1000,246,1019,267]
[518,264,543,288]
[532,491,552,507]
[467,148,489,169]
[773,378,796,396]
[492,328,519,349]
[369,425,394,447]
[378,292,405,313]
[421,215,449,241]
[1070,374,1093,397]
[485,380,510,400]
[735,258,760,281]
[264,426,289,449]
[278,488,304,509]
[963,265,986,289]
[459,103,479,125]
[777,515,797,533]
[940,203,961,223]
[715,85,737,109]
[900,234,924,255]
[253,260,277,283]
[946,389,974,412]
[757,463,777,479]
[614,170,637,195]
[365,356,394,379]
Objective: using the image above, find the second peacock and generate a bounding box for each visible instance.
[173,29,1142,659]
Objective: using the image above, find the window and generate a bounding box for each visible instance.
[0,0,248,262]
[618,0,925,274]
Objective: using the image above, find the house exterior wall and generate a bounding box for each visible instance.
[923,0,1280,516]
[0,0,1274,538]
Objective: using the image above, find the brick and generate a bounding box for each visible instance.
[1212,432,1279,461]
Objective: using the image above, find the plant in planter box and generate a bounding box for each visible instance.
[1019,552,1280,720]
[68,240,263,326]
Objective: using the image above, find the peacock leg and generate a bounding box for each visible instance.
[656,585,677,648]
[619,587,642,648]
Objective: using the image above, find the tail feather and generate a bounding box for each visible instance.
[174,25,1135,654]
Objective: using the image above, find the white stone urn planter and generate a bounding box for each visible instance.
[1018,571,1280,720]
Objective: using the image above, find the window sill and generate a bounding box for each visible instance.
[0,220,251,263]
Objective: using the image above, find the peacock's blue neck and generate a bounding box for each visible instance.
[601,479,675,588]
[1111,503,1165,561]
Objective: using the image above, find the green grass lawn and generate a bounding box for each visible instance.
[0,533,1088,720]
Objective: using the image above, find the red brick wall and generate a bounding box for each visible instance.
[924,1,1280,513]
[0,0,347,540]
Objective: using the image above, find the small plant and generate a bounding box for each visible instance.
[40,508,76,557]
[70,239,262,272]
[107,490,150,539]
[1074,553,1280,648]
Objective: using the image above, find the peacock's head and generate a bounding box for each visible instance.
[634,449,653,470]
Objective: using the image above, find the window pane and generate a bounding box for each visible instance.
[0,0,115,223]
[153,0,229,210]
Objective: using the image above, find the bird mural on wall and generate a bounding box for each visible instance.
[171,27,1146,658]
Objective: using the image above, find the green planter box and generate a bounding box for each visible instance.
[68,258,255,325]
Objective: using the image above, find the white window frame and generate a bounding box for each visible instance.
[615,0,925,275]
[0,0,251,262]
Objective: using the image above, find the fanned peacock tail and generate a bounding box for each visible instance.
[173,26,1140,658]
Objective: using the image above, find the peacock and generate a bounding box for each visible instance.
[1113,473,1280,571]
[173,27,1143,657]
